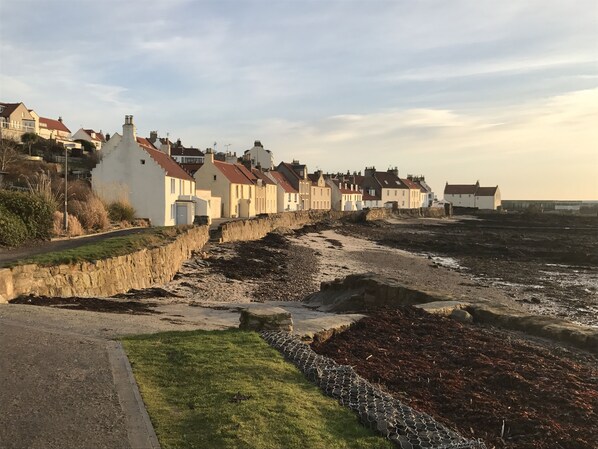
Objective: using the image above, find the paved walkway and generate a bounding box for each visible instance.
[0,301,362,449]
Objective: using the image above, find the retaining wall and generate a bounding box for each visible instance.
[218,207,447,243]
[0,226,209,302]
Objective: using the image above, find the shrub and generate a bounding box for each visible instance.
[68,179,93,202]
[107,201,136,222]
[0,204,28,247]
[52,211,84,237]
[68,195,109,231]
[0,190,54,240]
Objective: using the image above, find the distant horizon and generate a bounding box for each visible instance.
[1,1,596,200]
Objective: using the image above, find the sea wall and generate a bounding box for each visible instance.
[218,207,446,243]
[0,226,209,302]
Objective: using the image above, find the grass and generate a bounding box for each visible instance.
[122,330,393,449]
[2,226,186,268]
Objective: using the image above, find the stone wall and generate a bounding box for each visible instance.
[218,210,354,243]
[0,226,209,302]
[218,208,447,243]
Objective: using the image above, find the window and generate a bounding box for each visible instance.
[171,179,175,194]
[236,185,239,197]
[179,180,182,193]
[395,190,397,196]
[213,175,217,181]
[140,159,145,165]
[171,204,175,219]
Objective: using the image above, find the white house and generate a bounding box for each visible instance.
[444,181,501,210]
[326,178,363,211]
[91,115,196,226]
[267,171,300,212]
[244,140,274,169]
[72,128,105,150]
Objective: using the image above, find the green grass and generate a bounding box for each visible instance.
[2,227,186,268]
[123,330,393,449]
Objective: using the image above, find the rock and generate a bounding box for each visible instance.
[450,309,473,323]
[415,300,470,317]
[239,306,293,332]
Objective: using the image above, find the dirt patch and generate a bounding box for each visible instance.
[312,306,598,449]
[340,214,598,326]
[207,231,320,302]
[9,294,161,315]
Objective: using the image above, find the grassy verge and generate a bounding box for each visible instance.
[2,226,187,268]
[123,330,393,449]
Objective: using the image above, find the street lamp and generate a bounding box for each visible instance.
[63,144,68,232]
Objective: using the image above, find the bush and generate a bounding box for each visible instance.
[107,201,136,222]
[52,211,84,237]
[0,190,54,240]
[68,195,109,231]
[0,204,28,247]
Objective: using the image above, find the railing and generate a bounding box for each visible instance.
[0,121,35,133]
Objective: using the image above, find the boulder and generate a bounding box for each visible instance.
[239,306,293,332]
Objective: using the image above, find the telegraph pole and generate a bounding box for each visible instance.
[63,145,68,232]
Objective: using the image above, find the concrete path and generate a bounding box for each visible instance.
[0,301,362,449]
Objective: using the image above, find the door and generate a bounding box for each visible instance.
[176,203,188,225]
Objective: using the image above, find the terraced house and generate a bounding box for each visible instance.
[444,181,501,210]
[195,149,257,218]
[307,171,331,210]
[276,161,312,210]
[92,116,196,226]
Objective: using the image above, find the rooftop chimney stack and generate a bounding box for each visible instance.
[123,115,136,141]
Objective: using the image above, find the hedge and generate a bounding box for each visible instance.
[0,190,55,241]
[0,204,28,247]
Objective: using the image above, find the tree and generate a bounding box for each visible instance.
[75,139,95,153]
[21,132,38,156]
[0,139,20,171]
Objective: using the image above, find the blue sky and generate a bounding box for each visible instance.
[1,0,597,199]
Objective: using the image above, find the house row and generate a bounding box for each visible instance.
[0,100,105,151]
[89,115,450,225]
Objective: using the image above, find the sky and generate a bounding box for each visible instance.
[1,0,597,200]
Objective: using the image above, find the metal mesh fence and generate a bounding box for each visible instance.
[261,331,486,449]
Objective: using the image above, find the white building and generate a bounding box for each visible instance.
[326,179,363,211]
[267,171,300,212]
[91,115,196,226]
[444,181,501,210]
[244,140,274,170]
[72,128,105,150]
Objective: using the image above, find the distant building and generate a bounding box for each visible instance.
[0,102,37,141]
[72,128,106,150]
[266,171,300,212]
[407,175,434,208]
[244,140,274,170]
[38,116,73,146]
[444,181,501,210]
[276,160,312,210]
[326,178,363,211]
[350,167,417,209]
[308,171,332,210]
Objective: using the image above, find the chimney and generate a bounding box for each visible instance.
[149,131,158,144]
[364,167,376,177]
[205,147,214,164]
[58,116,63,123]
[388,167,398,177]
[160,140,171,156]
[254,140,263,148]
[105,133,111,141]
[123,115,136,141]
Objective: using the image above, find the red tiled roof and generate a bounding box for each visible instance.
[84,129,106,142]
[400,177,421,190]
[136,137,194,181]
[332,180,360,195]
[269,171,298,193]
[252,168,275,185]
[0,102,21,118]
[476,186,498,196]
[39,117,70,133]
[214,161,255,185]
[444,184,478,195]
